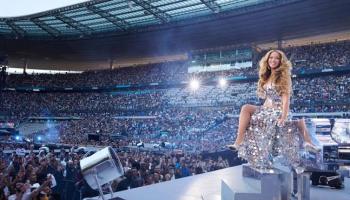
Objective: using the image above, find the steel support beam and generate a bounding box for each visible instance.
[87,5,130,31]
[131,0,171,23]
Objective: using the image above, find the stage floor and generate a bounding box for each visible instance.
[86,165,349,200]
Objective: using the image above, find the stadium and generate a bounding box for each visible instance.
[0,0,350,200]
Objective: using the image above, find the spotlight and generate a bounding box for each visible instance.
[219,78,227,88]
[80,146,124,200]
[15,135,20,141]
[190,79,200,90]
[37,136,42,141]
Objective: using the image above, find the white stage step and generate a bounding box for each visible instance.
[84,165,349,200]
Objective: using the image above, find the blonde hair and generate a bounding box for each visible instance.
[257,50,292,98]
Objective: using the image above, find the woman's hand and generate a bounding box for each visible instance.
[279,93,290,127]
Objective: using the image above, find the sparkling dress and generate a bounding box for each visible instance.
[237,84,304,169]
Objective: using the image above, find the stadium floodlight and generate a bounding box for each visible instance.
[190,79,200,90]
[219,78,227,88]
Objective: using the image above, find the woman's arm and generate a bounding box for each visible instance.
[278,93,290,126]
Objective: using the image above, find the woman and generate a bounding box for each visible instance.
[228,50,317,169]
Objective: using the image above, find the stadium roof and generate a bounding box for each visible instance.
[0,0,295,40]
[1,0,350,70]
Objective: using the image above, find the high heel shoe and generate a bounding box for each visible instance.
[303,142,321,153]
[227,143,240,151]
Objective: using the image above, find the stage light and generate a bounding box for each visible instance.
[80,146,124,200]
[15,135,20,141]
[219,78,227,88]
[37,136,42,141]
[190,79,200,90]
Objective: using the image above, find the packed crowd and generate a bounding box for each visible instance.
[0,142,231,200]
[4,41,350,89]
[5,61,188,88]
[286,40,350,68]
[2,91,164,117]
[0,40,349,154]
[253,40,350,70]
[1,74,349,150]
[0,40,349,199]
[7,107,236,152]
[2,75,349,117]
[292,75,350,112]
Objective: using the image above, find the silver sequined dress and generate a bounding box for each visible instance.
[237,85,304,169]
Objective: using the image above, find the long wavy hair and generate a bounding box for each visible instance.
[257,50,292,98]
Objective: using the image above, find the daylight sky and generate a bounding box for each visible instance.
[0,0,90,17]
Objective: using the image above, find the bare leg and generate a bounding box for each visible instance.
[296,118,312,144]
[234,104,257,145]
[296,118,320,151]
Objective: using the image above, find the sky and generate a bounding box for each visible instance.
[0,0,90,18]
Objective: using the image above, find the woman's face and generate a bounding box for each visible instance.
[268,51,281,70]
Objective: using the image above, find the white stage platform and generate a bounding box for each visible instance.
[85,165,349,200]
